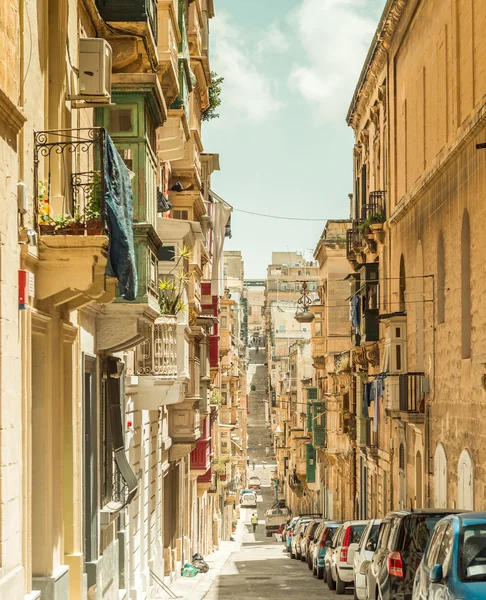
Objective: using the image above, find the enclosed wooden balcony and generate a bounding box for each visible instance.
[157,0,180,105]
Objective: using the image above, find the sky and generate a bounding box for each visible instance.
[203,0,386,279]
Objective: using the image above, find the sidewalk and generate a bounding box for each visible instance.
[165,520,244,600]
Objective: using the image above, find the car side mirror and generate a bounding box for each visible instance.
[365,539,376,552]
[324,539,332,547]
[430,564,443,583]
[360,560,370,575]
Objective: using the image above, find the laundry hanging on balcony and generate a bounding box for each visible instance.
[104,134,138,301]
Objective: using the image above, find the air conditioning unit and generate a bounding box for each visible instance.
[70,38,112,106]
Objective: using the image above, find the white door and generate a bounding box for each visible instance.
[434,444,447,508]
[458,449,474,510]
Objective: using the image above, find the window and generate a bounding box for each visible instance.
[221,316,227,328]
[172,209,189,220]
[158,245,176,261]
[425,523,446,569]
[399,443,405,470]
[436,524,453,576]
[294,283,300,291]
[461,210,471,358]
[459,524,486,581]
[437,232,445,324]
[281,283,287,291]
[399,255,406,311]
[110,108,133,133]
[309,283,316,291]
[279,325,284,332]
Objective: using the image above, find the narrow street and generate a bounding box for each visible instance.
[205,349,350,599]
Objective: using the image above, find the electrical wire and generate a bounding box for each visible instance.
[231,207,329,221]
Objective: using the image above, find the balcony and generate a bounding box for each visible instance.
[191,417,211,476]
[386,373,426,421]
[169,400,201,461]
[157,0,181,105]
[94,0,158,70]
[125,315,187,409]
[34,127,136,308]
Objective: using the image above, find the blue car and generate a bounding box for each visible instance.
[413,512,486,600]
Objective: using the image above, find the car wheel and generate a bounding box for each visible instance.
[312,562,317,576]
[308,557,313,570]
[326,566,336,590]
[336,570,346,595]
[323,565,328,583]
[300,551,306,562]
[317,566,324,580]
[290,550,295,559]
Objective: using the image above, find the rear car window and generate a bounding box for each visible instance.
[460,524,486,581]
[351,524,366,544]
[400,515,443,553]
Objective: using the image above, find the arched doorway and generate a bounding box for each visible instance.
[458,449,474,510]
[434,443,447,508]
[398,443,406,509]
[415,451,423,509]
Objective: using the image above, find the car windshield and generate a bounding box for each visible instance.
[402,516,442,553]
[249,477,260,483]
[460,525,486,581]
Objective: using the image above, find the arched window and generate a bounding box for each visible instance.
[437,232,445,324]
[458,449,474,510]
[434,443,447,508]
[399,255,406,312]
[461,210,471,358]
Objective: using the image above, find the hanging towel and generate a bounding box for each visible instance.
[373,390,380,433]
[370,380,377,402]
[377,378,384,399]
[363,383,369,418]
[351,295,361,329]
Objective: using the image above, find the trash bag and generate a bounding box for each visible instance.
[192,554,209,573]
[181,563,199,577]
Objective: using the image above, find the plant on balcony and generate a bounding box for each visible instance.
[158,245,191,315]
[209,390,222,407]
[335,353,350,373]
[213,457,228,474]
[202,71,224,122]
[84,171,103,233]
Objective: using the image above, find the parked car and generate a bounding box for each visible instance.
[291,518,314,559]
[352,519,382,600]
[265,507,291,537]
[312,521,342,579]
[308,521,327,569]
[248,476,261,490]
[413,512,486,600]
[325,520,367,594]
[300,519,324,563]
[240,492,257,508]
[284,516,300,551]
[364,509,463,600]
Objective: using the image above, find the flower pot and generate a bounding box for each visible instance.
[39,223,55,235]
[86,219,103,235]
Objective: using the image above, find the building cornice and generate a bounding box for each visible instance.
[346,0,407,129]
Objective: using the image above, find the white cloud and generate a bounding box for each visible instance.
[290,0,378,120]
[256,24,290,55]
[210,13,284,122]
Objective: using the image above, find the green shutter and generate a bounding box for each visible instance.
[307,387,318,401]
[313,401,326,447]
[307,401,313,433]
[306,443,316,483]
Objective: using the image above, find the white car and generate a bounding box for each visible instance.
[325,520,367,595]
[352,519,382,600]
[240,492,257,508]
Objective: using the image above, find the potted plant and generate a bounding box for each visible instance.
[84,172,103,234]
[232,520,237,532]
[38,182,55,234]
[55,214,85,235]
[158,245,192,315]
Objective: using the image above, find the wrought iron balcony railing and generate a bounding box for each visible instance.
[34,127,107,235]
[361,190,386,221]
[134,315,177,377]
